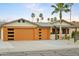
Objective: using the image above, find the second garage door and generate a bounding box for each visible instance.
[14,28,34,41]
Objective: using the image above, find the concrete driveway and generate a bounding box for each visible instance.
[0,40,79,53]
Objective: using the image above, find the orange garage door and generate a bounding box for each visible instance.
[14,28,34,41]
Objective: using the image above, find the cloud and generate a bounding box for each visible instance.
[23,3,44,17]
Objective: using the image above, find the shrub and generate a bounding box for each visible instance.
[50,32,53,34]
[64,34,70,40]
[71,31,79,38]
[71,31,75,38]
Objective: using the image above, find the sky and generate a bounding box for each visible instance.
[0,3,79,22]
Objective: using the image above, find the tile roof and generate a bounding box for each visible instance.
[0,18,78,28]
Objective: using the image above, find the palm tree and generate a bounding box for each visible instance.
[51,18,53,22]
[37,18,39,22]
[31,13,35,22]
[47,18,50,22]
[69,3,73,22]
[51,3,70,40]
[53,17,57,21]
[39,13,43,20]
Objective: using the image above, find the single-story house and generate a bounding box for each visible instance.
[0,18,50,41]
[0,18,79,41]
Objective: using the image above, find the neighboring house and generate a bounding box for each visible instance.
[1,18,50,41]
[0,18,79,41]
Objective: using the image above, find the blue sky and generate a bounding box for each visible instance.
[0,3,79,22]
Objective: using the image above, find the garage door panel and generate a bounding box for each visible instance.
[14,28,34,40]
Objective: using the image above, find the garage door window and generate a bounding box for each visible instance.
[39,29,42,31]
[39,38,41,40]
[39,35,41,36]
[8,38,14,40]
[8,28,14,30]
[39,32,41,34]
[8,35,14,37]
[8,28,14,40]
[8,32,14,34]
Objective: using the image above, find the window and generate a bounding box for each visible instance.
[39,38,41,39]
[8,35,14,37]
[39,35,41,36]
[8,38,14,40]
[39,28,41,31]
[39,32,41,34]
[22,20,25,23]
[8,32,14,34]
[62,29,66,34]
[57,29,59,34]
[62,29,69,34]
[67,29,69,34]
[18,20,20,22]
[8,28,14,31]
[52,29,55,34]
[52,28,69,34]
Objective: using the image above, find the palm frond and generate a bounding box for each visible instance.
[51,8,59,15]
[64,9,70,12]
[63,4,70,8]
[69,3,74,6]
[51,9,59,15]
[51,5,57,8]
[56,3,64,9]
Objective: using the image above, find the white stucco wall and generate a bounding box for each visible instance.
[1,28,3,40]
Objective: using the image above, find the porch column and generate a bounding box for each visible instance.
[55,28,57,40]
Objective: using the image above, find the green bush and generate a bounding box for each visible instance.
[55,34,59,40]
[64,34,70,40]
[71,31,79,38]
[67,36,70,40]
[71,31,75,38]
[50,32,53,34]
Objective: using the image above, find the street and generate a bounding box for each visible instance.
[0,48,79,56]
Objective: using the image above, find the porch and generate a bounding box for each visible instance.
[50,27,71,40]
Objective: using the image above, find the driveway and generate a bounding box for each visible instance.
[0,40,79,53]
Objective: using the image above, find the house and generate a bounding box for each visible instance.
[1,18,50,41]
[0,18,79,41]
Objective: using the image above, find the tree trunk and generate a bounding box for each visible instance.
[70,6,71,22]
[59,10,62,40]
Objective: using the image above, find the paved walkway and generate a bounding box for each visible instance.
[0,40,79,53]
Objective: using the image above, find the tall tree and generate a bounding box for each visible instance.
[39,13,43,20]
[47,18,50,22]
[69,3,73,22]
[51,18,53,22]
[53,17,57,21]
[51,3,70,40]
[37,18,39,22]
[31,13,35,22]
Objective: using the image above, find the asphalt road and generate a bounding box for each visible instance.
[0,48,79,56]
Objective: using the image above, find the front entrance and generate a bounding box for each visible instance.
[51,28,69,39]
